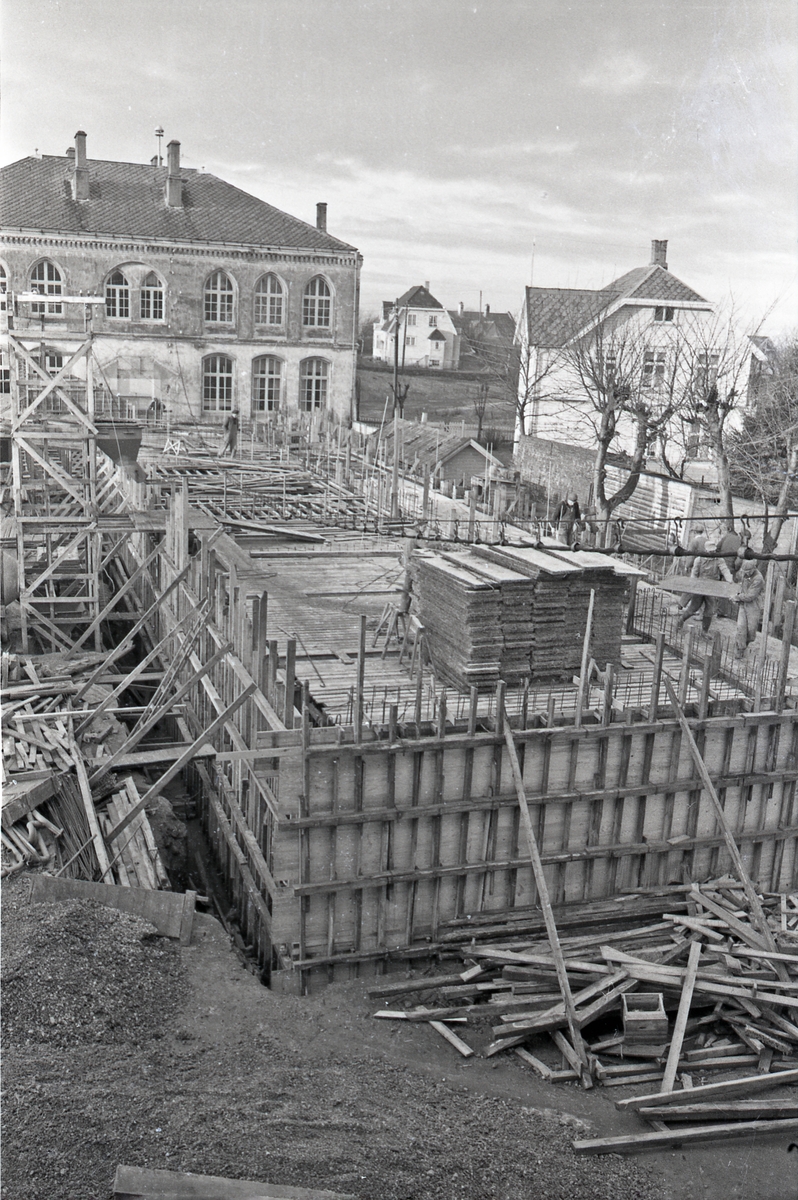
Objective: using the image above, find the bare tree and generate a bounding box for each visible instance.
[727,334,798,550]
[471,380,490,442]
[556,313,693,544]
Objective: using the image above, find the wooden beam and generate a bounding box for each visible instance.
[74,564,192,702]
[663,676,788,979]
[105,683,256,842]
[573,1117,798,1155]
[66,543,161,657]
[615,1067,798,1111]
[68,722,112,882]
[502,703,590,1075]
[89,641,233,782]
[661,939,701,1094]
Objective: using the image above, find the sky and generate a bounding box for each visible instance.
[2,0,797,332]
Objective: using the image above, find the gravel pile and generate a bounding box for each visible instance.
[2,893,186,1048]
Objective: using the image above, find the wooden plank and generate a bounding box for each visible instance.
[68,723,112,882]
[501,704,590,1076]
[573,1117,798,1155]
[514,1048,554,1079]
[106,684,256,841]
[615,1067,798,1111]
[663,677,789,979]
[641,1100,798,1121]
[661,940,702,1094]
[428,1020,475,1057]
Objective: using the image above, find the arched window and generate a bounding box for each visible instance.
[0,264,7,325]
[30,261,63,315]
[105,270,130,318]
[299,358,328,411]
[204,271,234,324]
[140,272,164,321]
[252,356,283,412]
[202,355,234,411]
[254,274,283,326]
[302,276,331,328]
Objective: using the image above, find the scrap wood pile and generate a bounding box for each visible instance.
[1,650,169,890]
[370,879,798,1154]
[413,545,628,691]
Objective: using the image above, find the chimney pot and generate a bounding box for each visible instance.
[650,239,668,270]
[316,202,327,232]
[458,301,464,315]
[485,303,490,315]
[72,130,89,201]
[424,281,430,292]
[66,147,75,159]
[165,139,182,208]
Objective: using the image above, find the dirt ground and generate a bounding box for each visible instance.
[3,874,797,1200]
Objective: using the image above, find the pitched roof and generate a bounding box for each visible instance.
[601,263,708,304]
[524,287,612,348]
[0,154,356,253]
[525,260,711,347]
[427,327,447,341]
[379,418,500,471]
[395,284,443,310]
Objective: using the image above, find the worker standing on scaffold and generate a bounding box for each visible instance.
[219,409,239,457]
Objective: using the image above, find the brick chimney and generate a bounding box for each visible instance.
[316,202,327,232]
[650,239,668,270]
[485,303,490,316]
[424,281,430,291]
[72,130,89,201]
[458,301,464,315]
[165,140,182,208]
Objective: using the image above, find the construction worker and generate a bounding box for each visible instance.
[733,557,765,658]
[219,409,239,457]
[676,536,721,633]
[554,492,581,542]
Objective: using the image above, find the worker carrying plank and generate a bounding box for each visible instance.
[733,557,765,659]
[675,536,734,633]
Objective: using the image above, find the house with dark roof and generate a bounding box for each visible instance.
[515,239,715,453]
[0,131,362,424]
[448,304,516,371]
[372,283,460,369]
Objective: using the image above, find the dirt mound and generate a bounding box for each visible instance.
[2,893,186,1049]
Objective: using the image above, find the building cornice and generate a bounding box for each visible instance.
[1,229,362,269]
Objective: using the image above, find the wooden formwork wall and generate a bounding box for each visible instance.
[269,709,798,988]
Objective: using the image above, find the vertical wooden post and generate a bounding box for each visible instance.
[602,663,615,726]
[502,705,590,1077]
[648,631,665,720]
[776,600,797,713]
[267,638,278,705]
[755,561,777,710]
[468,489,477,542]
[698,653,712,720]
[575,589,595,728]
[283,638,296,728]
[422,466,430,523]
[354,614,366,742]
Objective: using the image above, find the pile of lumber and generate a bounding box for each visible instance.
[1,651,170,891]
[370,878,798,1153]
[413,546,631,690]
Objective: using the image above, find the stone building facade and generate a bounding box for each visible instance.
[0,132,362,424]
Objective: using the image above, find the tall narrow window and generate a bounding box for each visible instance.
[252,356,283,411]
[302,276,331,328]
[204,271,234,324]
[696,352,720,393]
[140,272,164,321]
[254,274,283,326]
[299,358,328,410]
[30,261,62,315]
[642,350,666,388]
[105,270,130,318]
[202,355,234,411]
[0,264,7,323]
[0,351,9,395]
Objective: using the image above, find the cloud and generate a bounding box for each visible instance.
[580,52,650,94]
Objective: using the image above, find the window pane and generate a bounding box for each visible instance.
[205,272,234,323]
[299,358,328,410]
[202,355,234,411]
[31,261,62,314]
[253,356,282,411]
[255,275,283,325]
[106,271,130,318]
[140,272,164,320]
[302,277,331,327]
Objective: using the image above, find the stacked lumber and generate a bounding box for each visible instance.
[370,878,798,1152]
[412,553,503,689]
[413,546,631,690]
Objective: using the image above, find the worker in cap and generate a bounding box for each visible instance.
[676,535,720,633]
[554,491,581,544]
[219,408,240,458]
[733,556,765,658]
